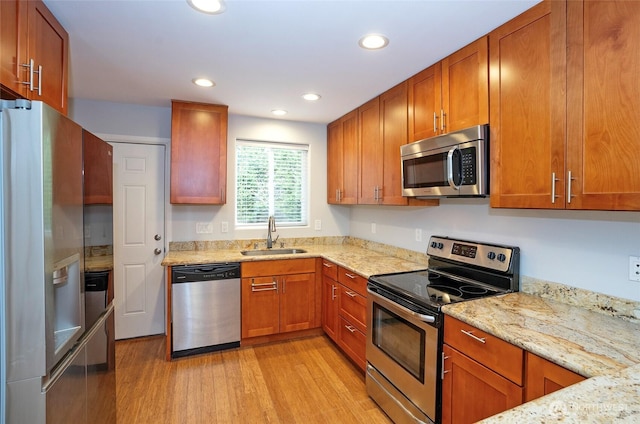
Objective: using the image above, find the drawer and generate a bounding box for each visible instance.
[337,267,367,295]
[338,284,366,333]
[242,258,316,277]
[338,316,366,371]
[322,260,338,280]
[444,315,524,385]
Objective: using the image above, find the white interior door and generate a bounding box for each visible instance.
[112,142,165,339]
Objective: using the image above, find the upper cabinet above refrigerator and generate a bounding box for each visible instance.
[83,130,113,205]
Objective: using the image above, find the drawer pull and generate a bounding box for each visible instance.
[344,273,356,279]
[323,262,333,268]
[251,280,277,292]
[344,290,357,298]
[441,351,450,380]
[331,285,337,300]
[344,325,357,333]
[461,329,486,344]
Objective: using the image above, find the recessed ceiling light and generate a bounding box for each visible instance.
[271,109,288,116]
[187,0,225,14]
[302,93,321,101]
[359,34,389,50]
[192,78,215,87]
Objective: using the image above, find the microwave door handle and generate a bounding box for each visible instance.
[447,147,461,190]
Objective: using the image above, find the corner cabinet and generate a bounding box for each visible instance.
[1,0,69,115]
[408,36,488,142]
[241,259,319,340]
[490,0,640,211]
[170,100,228,204]
[327,110,358,204]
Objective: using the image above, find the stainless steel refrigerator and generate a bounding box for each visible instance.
[0,100,116,423]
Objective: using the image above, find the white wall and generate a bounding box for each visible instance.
[70,99,640,302]
[349,199,640,301]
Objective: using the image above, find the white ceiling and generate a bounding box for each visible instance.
[44,0,540,124]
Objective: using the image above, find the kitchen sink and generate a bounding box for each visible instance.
[240,248,307,256]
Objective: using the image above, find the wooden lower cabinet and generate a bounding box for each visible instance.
[525,352,585,401]
[321,261,368,371]
[241,259,318,340]
[442,344,523,424]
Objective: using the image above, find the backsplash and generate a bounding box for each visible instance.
[522,276,640,323]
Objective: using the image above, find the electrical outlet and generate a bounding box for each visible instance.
[196,222,213,234]
[314,219,322,231]
[221,221,229,233]
[415,228,422,242]
[371,223,377,234]
[629,256,640,282]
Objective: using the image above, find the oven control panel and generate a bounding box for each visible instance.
[427,236,518,273]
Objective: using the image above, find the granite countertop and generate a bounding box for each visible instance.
[444,293,640,422]
[85,254,113,272]
[161,244,428,278]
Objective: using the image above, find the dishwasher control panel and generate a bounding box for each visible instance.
[172,263,240,282]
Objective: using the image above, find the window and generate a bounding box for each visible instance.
[236,140,309,227]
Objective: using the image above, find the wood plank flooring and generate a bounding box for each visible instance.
[116,335,392,423]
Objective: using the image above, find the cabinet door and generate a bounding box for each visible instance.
[83,130,113,204]
[380,81,409,205]
[525,352,585,402]
[566,0,640,210]
[241,276,279,338]
[441,344,523,424]
[489,0,567,209]
[28,0,68,115]
[279,272,315,333]
[441,36,489,133]
[408,63,441,142]
[326,119,343,204]
[321,273,339,342]
[170,100,228,204]
[358,96,382,204]
[1,0,28,97]
[326,110,358,205]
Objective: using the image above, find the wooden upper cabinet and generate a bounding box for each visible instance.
[327,110,358,204]
[1,0,68,115]
[170,100,228,204]
[358,96,381,204]
[83,130,113,204]
[408,36,488,142]
[566,0,640,210]
[489,0,567,209]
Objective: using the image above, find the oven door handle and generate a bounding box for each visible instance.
[367,288,435,324]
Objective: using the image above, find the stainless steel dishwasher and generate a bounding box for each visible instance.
[171,262,241,358]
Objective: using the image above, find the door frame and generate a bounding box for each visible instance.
[96,133,171,334]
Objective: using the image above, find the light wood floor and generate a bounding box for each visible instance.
[116,335,392,423]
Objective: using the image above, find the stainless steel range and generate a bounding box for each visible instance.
[366,236,520,424]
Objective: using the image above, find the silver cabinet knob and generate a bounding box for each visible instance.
[154,248,162,255]
[154,234,162,241]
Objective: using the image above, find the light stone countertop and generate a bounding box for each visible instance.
[444,293,640,423]
[85,254,113,272]
[161,243,429,278]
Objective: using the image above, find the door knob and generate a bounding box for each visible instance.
[154,248,162,255]
[154,234,162,241]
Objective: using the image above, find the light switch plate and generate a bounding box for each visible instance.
[221,221,229,233]
[314,219,322,231]
[415,228,422,242]
[196,222,213,234]
[629,256,640,282]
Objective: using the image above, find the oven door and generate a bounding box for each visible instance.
[366,288,440,423]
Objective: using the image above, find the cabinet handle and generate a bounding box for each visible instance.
[551,172,560,204]
[221,188,225,203]
[21,59,35,91]
[440,109,446,132]
[331,284,337,300]
[567,171,575,204]
[251,280,277,292]
[433,112,438,133]
[344,325,357,333]
[441,351,450,380]
[344,273,356,279]
[344,290,357,298]
[35,64,42,96]
[460,329,486,344]
[322,262,333,268]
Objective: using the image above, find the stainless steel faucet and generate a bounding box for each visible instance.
[266,215,278,248]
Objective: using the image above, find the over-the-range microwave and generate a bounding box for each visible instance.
[401,124,489,198]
